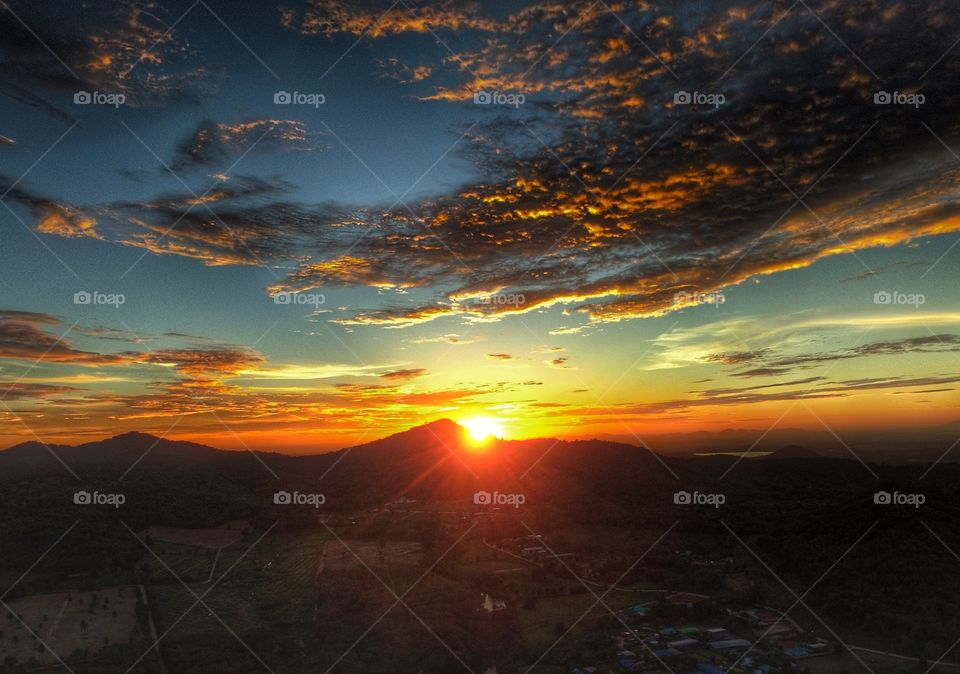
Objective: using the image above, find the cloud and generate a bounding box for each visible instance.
[142,348,265,382]
[379,368,427,381]
[172,119,321,170]
[487,353,514,360]
[0,310,264,385]
[6,0,960,335]
[0,383,83,401]
[730,367,796,379]
[281,0,498,37]
[375,58,433,83]
[0,181,102,239]
[0,311,123,364]
[705,350,769,366]
[412,333,480,345]
[0,2,209,112]
[645,312,960,373]
[564,374,960,419]
[235,363,392,380]
[728,334,960,377]
[695,376,827,397]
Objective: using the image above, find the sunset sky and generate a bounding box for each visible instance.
[0,0,958,452]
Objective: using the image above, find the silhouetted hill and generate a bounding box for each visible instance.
[0,420,678,511]
[0,430,247,474]
[287,420,675,507]
[764,444,821,460]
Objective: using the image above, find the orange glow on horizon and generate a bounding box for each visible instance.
[459,416,504,447]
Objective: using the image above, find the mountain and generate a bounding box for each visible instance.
[275,419,675,506]
[0,420,676,508]
[0,430,241,472]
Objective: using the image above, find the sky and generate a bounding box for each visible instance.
[0,0,958,452]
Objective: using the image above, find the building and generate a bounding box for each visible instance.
[667,637,699,650]
[703,627,728,641]
[710,638,752,650]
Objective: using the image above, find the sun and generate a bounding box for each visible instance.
[459,417,503,445]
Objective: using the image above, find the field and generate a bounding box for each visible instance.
[148,529,325,631]
[144,529,460,672]
[515,586,647,655]
[141,523,247,549]
[1,586,140,665]
[321,539,423,571]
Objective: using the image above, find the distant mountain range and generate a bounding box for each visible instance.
[762,444,822,460]
[597,421,960,463]
[0,420,679,509]
[3,417,952,476]
[0,419,953,512]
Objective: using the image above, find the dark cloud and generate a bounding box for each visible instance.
[0,311,122,364]
[705,350,770,366]
[893,388,955,395]
[731,367,795,378]
[0,383,82,401]
[274,0,960,327]
[281,0,499,37]
[171,119,322,171]
[6,0,960,331]
[0,1,210,112]
[575,374,960,417]
[757,334,960,375]
[834,374,960,392]
[374,57,432,84]
[379,368,427,381]
[0,174,356,266]
[0,310,264,389]
[696,376,827,397]
[141,348,265,381]
[722,334,960,377]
